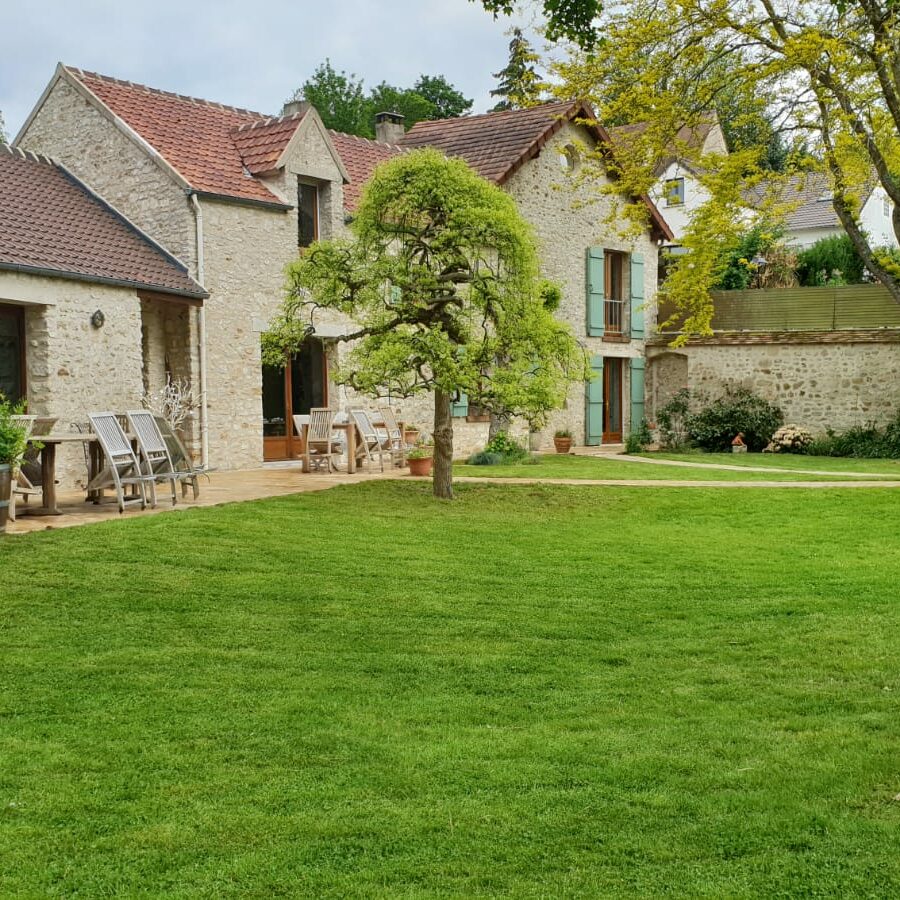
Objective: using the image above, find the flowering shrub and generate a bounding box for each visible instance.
[686,387,783,452]
[764,424,814,454]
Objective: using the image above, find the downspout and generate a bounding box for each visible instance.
[189,192,210,469]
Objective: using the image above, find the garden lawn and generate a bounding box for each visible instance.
[649,451,900,476]
[3,481,900,897]
[454,453,859,481]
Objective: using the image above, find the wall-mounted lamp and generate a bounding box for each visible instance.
[90,309,105,329]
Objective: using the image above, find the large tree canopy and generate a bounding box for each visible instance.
[265,149,587,498]
[477,0,602,48]
[491,28,546,110]
[291,62,472,138]
[552,0,900,336]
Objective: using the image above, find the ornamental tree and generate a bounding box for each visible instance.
[266,149,587,499]
[551,0,900,334]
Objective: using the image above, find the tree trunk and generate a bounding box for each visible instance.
[488,411,509,442]
[432,388,454,500]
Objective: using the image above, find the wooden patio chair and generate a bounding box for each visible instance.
[377,405,407,466]
[87,412,154,513]
[349,408,390,472]
[304,408,339,472]
[126,410,179,508]
[152,414,210,500]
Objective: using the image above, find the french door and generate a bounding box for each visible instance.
[603,357,623,443]
[262,338,327,460]
[0,304,25,403]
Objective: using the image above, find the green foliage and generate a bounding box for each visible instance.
[624,418,653,454]
[478,0,601,49]
[554,428,572,438]
[490,28,545,111]
[807,412,900,458]
[656,390,691,450]
[294,61,472,138]
[713,224,789,291]
[686,387,784,453]
[482,431,529,462]
[796,234,865,287]
[0,395,29,467]
[0,110,7,144]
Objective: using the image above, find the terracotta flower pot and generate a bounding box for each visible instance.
[408,456,434,477]
[0,464,11,533]
[403,428,420,445]
[553,437,573,454]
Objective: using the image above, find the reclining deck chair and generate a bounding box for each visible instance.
[349,409,391,472]
[126,410,179,508]
[87,412,154,513]
[152,414,210,500]
[8,415,36,522]
[377,405,407,466]
[303,408,339,472]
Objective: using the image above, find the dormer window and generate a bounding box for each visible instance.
[298,181,319,248]
[665,177,685,207]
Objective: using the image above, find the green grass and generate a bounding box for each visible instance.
[3,481,900,896]
[650,451,900,476]
[454,453,862,481]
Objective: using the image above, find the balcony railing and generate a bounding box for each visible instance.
[605,299,625,335]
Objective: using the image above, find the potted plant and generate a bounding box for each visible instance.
[403,424,421,446]
[0,397,31,533]
[553,428,573,454]
[407,441,434,477]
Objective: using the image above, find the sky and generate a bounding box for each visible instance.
[1,0,534,139]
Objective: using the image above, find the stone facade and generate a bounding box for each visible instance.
[1,272,145,485]
[647,332,900,433]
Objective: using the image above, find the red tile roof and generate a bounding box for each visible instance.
[327,131,403,212]
[67,67,291,207]
[0,145,206,298]
[232,112,308,175]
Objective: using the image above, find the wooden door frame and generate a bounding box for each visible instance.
[262,339,329,461]
[0,303,26,403]
[602,356,623,443]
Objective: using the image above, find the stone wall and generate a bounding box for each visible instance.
[1,272,145,487]
[19,76,197,271]
[504,120,659,447]
[647,332,900,432]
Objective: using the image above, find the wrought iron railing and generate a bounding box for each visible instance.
[605,299,625,335]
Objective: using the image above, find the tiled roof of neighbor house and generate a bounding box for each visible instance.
[66,67,290,206]
[0,144,206,298]
[744,172,876,233]
[399,101,673,240]
[608,118,717,153]
[328,130,403,211]
[232,112,309,175]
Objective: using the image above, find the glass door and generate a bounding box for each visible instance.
[262,338,327,460]
[603,357,623,443]
[0,305,25,403]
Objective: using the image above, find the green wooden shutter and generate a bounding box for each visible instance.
[585,355,604,446]
[586,247,605,337]
[629,357,645,432]
[451,391,469,417]
[630,252,645,338]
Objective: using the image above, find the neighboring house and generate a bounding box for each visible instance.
[609,115,727,247]
[766,172,898,249]
[13,64,669,483]
[0,143,206,481]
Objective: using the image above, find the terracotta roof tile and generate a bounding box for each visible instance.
[232,113,307,175]
[67,67,291,206]
[327,131,403,212]
[0,145,206,297]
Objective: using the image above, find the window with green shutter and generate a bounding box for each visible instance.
[585,355,604,445]
[630,253,645,338]
[451,390,469,418]
[586,247,605,336]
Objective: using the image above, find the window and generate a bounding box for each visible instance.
[884,197,892,217]
[665,177,685,207]
[604,250,626,335]
[298,181,319,248]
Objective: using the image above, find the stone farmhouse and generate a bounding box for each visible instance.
[5,63,670,481]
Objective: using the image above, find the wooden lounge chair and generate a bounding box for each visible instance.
[126,410,179,508]
[8,415,36,522]
[87,412,153,513]
[304,408,339,472]
[349,408,390,472]
[377,405,407,466]
[152,414,209,500]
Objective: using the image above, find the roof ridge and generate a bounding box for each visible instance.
[328,129,404,151]
[66,66,270,119]
[0,143,56,166]
[407,100,579,131]
[233,111,307,134]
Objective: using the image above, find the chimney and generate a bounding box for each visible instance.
[375,111,406,144]
[281,99,309,118]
